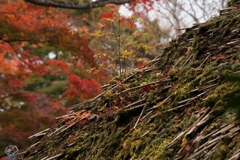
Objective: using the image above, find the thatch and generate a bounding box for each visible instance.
[22,1,240,159]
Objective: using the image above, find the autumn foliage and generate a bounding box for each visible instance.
[0,0,109,153]
[0,0,105,102]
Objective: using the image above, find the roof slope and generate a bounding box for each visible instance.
[22,1,240,159]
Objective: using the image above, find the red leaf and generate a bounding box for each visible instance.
[98,12,114,20]
[185,145,191,151]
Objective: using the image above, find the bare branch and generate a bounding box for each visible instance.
[24,0,134,9]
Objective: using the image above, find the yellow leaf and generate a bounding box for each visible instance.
[97,23,104,28]
[69,29,75,35]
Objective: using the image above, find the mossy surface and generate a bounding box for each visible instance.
[22,1,240,159]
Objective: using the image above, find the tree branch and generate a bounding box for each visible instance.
[24,0,134,9]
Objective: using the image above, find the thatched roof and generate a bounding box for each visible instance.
[22,1,240,159]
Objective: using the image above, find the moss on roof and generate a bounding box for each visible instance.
[22,1,240,159]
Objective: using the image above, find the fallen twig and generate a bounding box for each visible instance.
[178,87,214,105]
[227,40,239,45]
[134,105,147,128]
[147,52,164,66]
[203,78,218,85]
[28,128,50,139]
[48,119,75,137]
[126,104,145,111]
[199,53,211,68]
[147,58,162,65]
[55,113,76,120]
[45,153,63,160]
[29,142,40,149]
[57,120,78,135]
[202,144,218,160]
[167,102,191,112]
[121,78,170,94]
[173,56,184,68]
[147,94,173,111]
[165,108,210,149]
[140,110,153,121]
[181,54,194,68]
[211,123,235,137]
[193,124,228,143]
[178,27,192,31]
[122,99,145,109]
[101,84,110,90]
[68,100,93,110]
[186,141,218,160]
[48,127,64,137]
[68,142,76,147]
[228,149,240,160]
[141,131,150,137]
[94,73,136,99]
[146,113,158,124]
[199,84,217,92]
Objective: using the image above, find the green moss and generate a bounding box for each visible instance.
[146,90,155,104]
[212,142,230,159]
